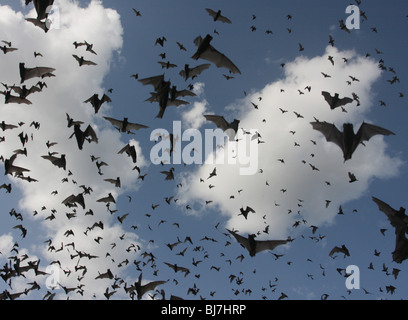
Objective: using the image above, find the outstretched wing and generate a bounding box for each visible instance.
[310,121,344,151]
[204,114,230,132]
[198,44,241,74]
[356,122,395,144]
[205,8,232,24]
[255,239,288,254]
[226,229,251,252]
[372,197,407,230]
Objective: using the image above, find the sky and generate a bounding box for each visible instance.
[0,0,407,300]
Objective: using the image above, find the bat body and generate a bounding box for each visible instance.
[70,124,98,150]
[41,154,66,170]
[132,273,167,300]
[321,91,353,110]
[179,63,211,80]
[2,91,32,105]
[227,229,288,257]
[103,117,149,133]
[372,197,408,263]
[118,144,137,163]
[4,154,30,176]
[192,34,241,75]
[72,55,97,66]
[164,262,190,277]
[329,245,350,258]
[62,193,85,209]
[1,46,18,54]
[84,94,111,113]
[239,206,255,219]
[204,114,240,141]
[19,63,55,83]
[205,8,232,24]
[310,121,395,161]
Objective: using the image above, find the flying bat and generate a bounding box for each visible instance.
[4,153,30,176]
[118,144,137,163]
[0,121,18,131]
[0,45,18,54]
[84,94,111,113]
[103,117,149,133]
[310,121,395,161]
[72,55,97,66]
[204,114,240,141]
[164,262,190,277]
[321,91,353,110]
[41,154,66,170]
[238,206,256,220]
[329,245,350,258]
[205,8,232,24]
[226,229,288,257]
[62,193,85,209]
[70,124,98,150]
[19,63,55,83]
[192,34,241,75]
[1,91,32,105]
[372,197,408,263]
[132,273,167,300]
[179,63,211,80]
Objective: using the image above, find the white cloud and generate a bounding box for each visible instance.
[181,99,208,130]
[176,46,403,239]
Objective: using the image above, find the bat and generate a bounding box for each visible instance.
[321,91,354,110]
[158,61,177,69]
[62,193,85,209]
[118,144,137,163]
[372,197,408,263]
[72,55,97,66]
[70,124,98,150]
[1,91,32,105]
[329,245,350,258]
[41,154,66,170]
[96,193,116,204]
[192,34,241,75]
[4,153,30,176]
[25,18,50,33]
[169,85,196,100]
[0,121,18,131]
[25,0,55,20]
[179,63,211,80]
[204,114,240,141]
[95,269,114,280]
[238,206,256,220]
[205,8,232,24]
[19,63,55,83]
[84,94,111,113]
[310,121,395,161]
[163,262,190,277]
[133,273,167,300]
[0,45,18,54]
[103,116,149,133]
[226,229,288,257]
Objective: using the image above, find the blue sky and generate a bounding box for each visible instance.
[0,0,407,300]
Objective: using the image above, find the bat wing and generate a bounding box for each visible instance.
[329,246,343,256]
[84,125,98,143]
[356,122,395,144]
[337,97,354,108]
[83,59,97,66]
[255,239,288,254]
[126,122,149,131]
[138,75,165,90]
[204,114,230,132]
[103,116,123,128]
[198,45,241,74]
[226,229,251,252]
[21,65,56,83]
[310,121,344,151]
[205,8,232,23]
[187,64,211,79]
[372,197,407,231]
[321,91,334,107]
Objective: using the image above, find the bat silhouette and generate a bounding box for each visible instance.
[192,34,241,75]
[95,269,114,280]
[72,55,97,66]
[19,63,55,83]
[103,117,149,133]
[62,193,85,209]
[118,144,137,163]
[41,154,66,170]
[70,124,98,150]
[1,91,32,105]
[1,45,18,54]
[26,0,55,20]
[133,273,167,300]
[205,8,232,24]
[238,206,256,220]
[372,197,408,263]
[321,91,353,110]
[179,63,211,80]
[204,114,240,141]
[164,262,190,277]
[84,94,111,113]
[310,121,395,161]
[226,229,288,257]
[329,245,350,258]
[4,154,30,176]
